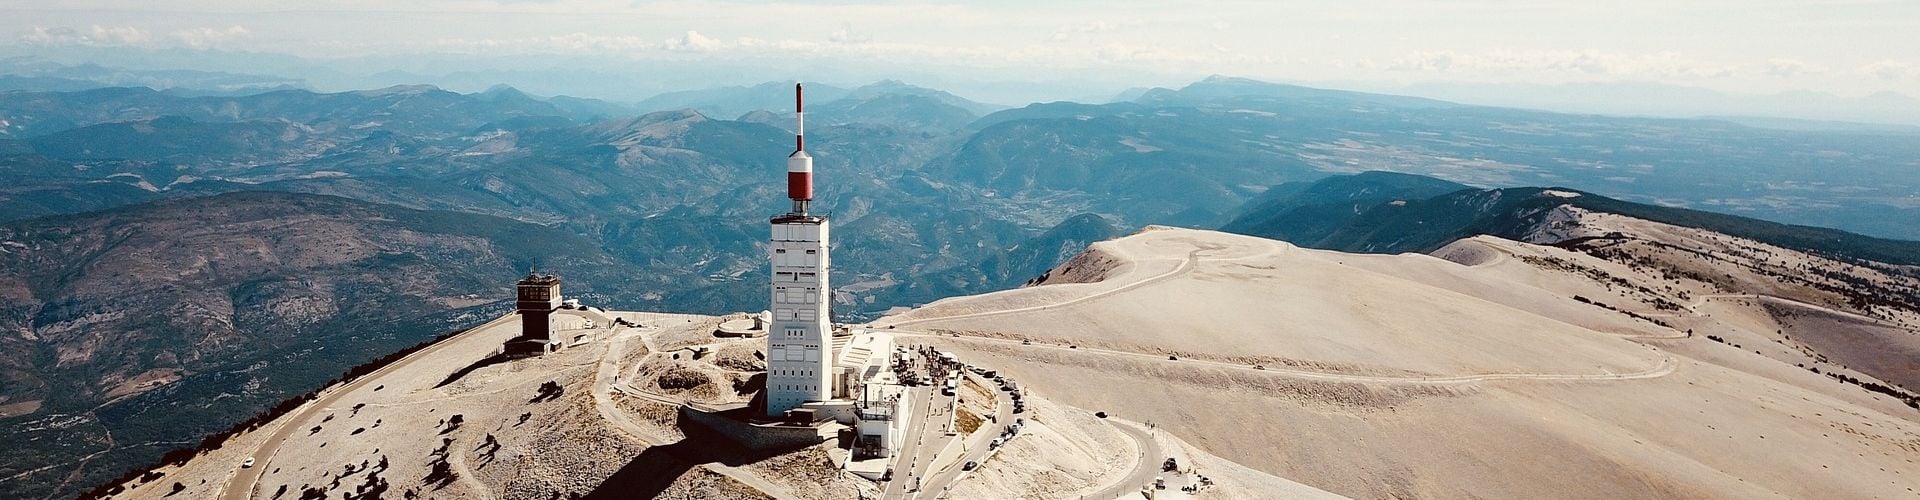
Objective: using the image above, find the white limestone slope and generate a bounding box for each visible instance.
[879,226,1920,499]
[882,226,1666,378]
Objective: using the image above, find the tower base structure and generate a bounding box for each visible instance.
[503,337,564,358]
[766,214,833,416]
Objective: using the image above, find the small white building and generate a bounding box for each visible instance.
[824,332,907,458]
[853,383,909,459]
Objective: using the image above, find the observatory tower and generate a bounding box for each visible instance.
[766,83,834,416]
[504,271,563,357]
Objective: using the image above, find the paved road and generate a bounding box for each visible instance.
[218,314,516,500]
[893,328,1676,386]
[884,249,1211,328]
[1081,418,1163,500]
[880,386,944,500]
[880,239,1676,387]
[882,243,1293,329]
[1672,293,1879,324]
[921,372,1014,498]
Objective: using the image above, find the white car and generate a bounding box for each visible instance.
[242,457,255,468]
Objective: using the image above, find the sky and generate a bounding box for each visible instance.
[2,0,1917,103]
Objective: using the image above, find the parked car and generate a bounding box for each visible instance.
[963,461,978,471]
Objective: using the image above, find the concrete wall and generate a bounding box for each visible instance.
[680,405,837,451]
[803,400,858,425]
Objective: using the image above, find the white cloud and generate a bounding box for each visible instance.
[828,24,871,44]
[407,27,1260,75]
[90,25,148,44]
[1049,20,1147,43]
[22,24,256,50]
[1385,49,1740,79]
[20,25,149,46]
[663,30,719,52]
[172,25,249,49]
[1762,58,1822,77]
[1050,22,1110,42]
[1861,60,1918,80]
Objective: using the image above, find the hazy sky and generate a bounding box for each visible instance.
[4,0,1918,97]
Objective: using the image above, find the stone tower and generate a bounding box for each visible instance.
[506,272,563,357]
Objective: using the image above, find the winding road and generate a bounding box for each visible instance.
[1655,292,1886,325]
[880,387,954,500]
[882,235,1679,388]
[921,372,1013,498]
[893,329,1676,386]
[885,247,1220,328]
[1080,418,1162,500]
[876,237,1683,497]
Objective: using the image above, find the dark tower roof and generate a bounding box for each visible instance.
[518,273,561,286]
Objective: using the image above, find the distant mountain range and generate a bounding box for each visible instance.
[0,57,303,94]
[637,79,1004,131]
[1390,80,1920,128]
[1224,171,1920,267]
[635,81,851,119]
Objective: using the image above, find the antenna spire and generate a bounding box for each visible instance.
[794,82,805,152]
[786,83,815,211]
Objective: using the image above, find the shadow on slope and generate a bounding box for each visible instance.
[435,354,509,388]
[583,410,799,499]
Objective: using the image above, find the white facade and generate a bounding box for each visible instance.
[767,217,833,415]
[855,384,908,458]
[834,332,893,399]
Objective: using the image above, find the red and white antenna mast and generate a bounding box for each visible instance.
[786,83,813,214]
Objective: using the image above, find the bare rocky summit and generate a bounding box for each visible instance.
[96,213,1920,499]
